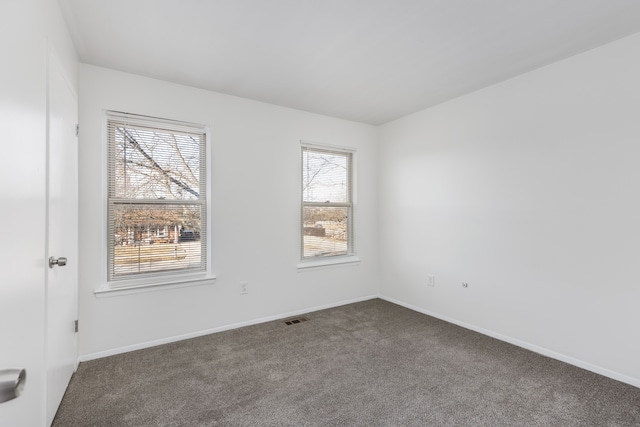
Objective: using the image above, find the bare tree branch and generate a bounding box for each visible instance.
[171,134,198,184]
[119,127,199,198]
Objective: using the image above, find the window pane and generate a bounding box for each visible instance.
[302,206,348,257]
[302,149,349,203]
[112,125,202,201]
[110,204,205,278]
[107,112,208,284]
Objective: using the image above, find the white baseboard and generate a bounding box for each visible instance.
[379,295,640,389]
[78,294,378,362]
[78,292,640,390]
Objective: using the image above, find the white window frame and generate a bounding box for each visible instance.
[298,141,359,269]
[96,111,215,295]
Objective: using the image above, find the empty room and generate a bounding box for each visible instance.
[1,0,640,425]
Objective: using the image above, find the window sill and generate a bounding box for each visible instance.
[94,273,216,298]
[297,255,360,271]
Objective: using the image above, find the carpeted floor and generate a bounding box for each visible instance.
[53,299,640,426]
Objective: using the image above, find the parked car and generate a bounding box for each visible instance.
[179,229,200,242]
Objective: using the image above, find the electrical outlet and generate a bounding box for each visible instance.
[427,275,435,287]
[240,281,248,294]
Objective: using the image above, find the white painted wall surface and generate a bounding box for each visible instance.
[378,32,640,386]
[0,1,77,425]
[78,65,379,358]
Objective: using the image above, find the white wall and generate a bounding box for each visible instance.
[0,1,77,425]
[78,65,379,358]
[379,32,640,386]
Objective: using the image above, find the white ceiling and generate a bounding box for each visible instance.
[59,0,640,125]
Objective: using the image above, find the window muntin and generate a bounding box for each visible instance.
[301,145,354,260]
[107,112,207,283]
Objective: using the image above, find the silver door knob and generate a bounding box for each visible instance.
[0,369,26,404]
[48,256,67,268]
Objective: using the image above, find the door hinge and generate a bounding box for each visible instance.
[75,124,79,137]
[74,320,79,333]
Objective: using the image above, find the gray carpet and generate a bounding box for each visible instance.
[53,299,640,426]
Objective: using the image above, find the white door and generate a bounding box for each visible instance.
[45,54,79,425]
[0,3,49,425]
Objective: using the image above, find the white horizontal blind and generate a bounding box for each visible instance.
[107,111,207,283]
[301,145,354,259]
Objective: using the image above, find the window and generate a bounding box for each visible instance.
[301,143,355,261]
[106,111,208,285]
